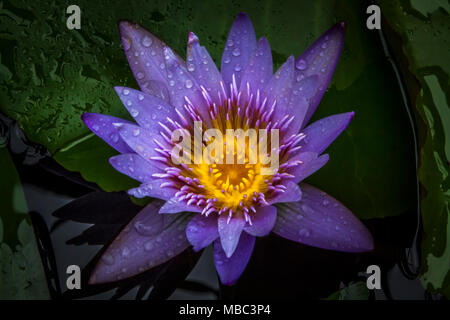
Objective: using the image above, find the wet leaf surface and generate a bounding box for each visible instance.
[379,0,450,297]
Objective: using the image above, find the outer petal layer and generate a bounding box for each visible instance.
[239,37,273,99]
[159,197,203,214]
[81,113,133,154]
[244,205,277,237]
[114,86,178,130]
[89,202,191,284]
[288,152,329,184]
[118,21,183,93]
[221,12,257,88]
[186,214,219,251]
[213,232,255,285]
[127,180,176,200]
[187,32,223,106]
[268,181,302,204]
[299,112,354,155]
[109,153,160,183]
[295,22,346,128]
[273,183,373,252]
[218,214,245,258]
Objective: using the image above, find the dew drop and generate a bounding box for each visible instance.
[144,240,153,251]
[101,253,115,265]
[92,125,99,131]
[138,94,144,101]
[132,128,140,136]
[136,72,145,80]
[298,228,310,238]
[142,36,153,47]
[134,220,155,236]
[234,64,242,72]
[121,246,130,257]
[295,59,307,70]
[187,64,195,72]
[185,79,193,89]
[110,133,119,143]
[129,109,139,118]
[232,48,241,56]
[122,88,130,95]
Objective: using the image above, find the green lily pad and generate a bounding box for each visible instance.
[379,0,450,297]
[0,147,49,299]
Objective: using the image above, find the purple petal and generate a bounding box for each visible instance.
[239,37,273,99]
[128,180,176,200]
[186,214,219,251]
[264,55,295,122]
[186,32,223,106]
[114,86,179,129]
[81,113,133,154]
[218,214,245,258]
[115,123,166,163]
[268,181,302,204]
[213,232,255,285]
[295,23,346,128]
[89,202,191,284]
[284,75,319,136]
[288,152,329,183]
[221,13,257,89]
[143,80,171,103]
[118,21,183,93]
[109,153,161,183]
[299,112,354,154]
[273,183,374,252]
[244,205,277,237]
[159,197,203,214]
[163,47,211,125]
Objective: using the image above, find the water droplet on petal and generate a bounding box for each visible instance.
[122,88,130,95]
[295,59,307,70]
[142,36,153,47]
[144,240,153,251]
[298,228,310,238]
[101,253,115,265]
[132,128,140,136]
[187,64,195,72]
[232,48,241,56]
[121,246,130,257]
[110,133,119,143]
[136,72,145,80]
[185,79,193,89]
[92,125,99,131]
[130,109,139,118]
[138,94,144,101]
[234,64,242,72]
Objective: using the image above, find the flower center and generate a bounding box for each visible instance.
[154,78,303,223]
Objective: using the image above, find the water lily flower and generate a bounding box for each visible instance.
[83,13,373,286]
